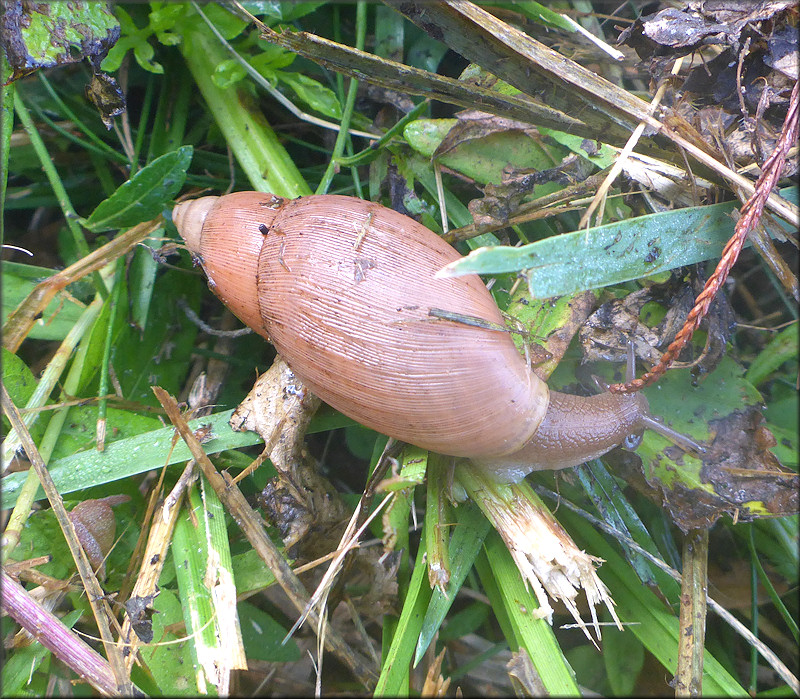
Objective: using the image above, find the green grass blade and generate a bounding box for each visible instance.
[375,530,432,696]
[562,507,747,696]
[415,501,491,665]
[1,408,354,507]
[440,188,798,298]
[478,532,580,695]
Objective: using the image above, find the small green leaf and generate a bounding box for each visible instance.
[197,4,248,40]
[232,549,277,596]
[745,323,798,387]
[603,623,646,695]
[403,119,456,157]
[212,58,252,90]
[251,43,296,71]
[138,588,198,696]
[275,71,342,119]
[101,6,165,74]
[84,146,193,231]
[2,348,38,408]
[132,36,164,74]
[404,118,565,187]
[238,602,301,662]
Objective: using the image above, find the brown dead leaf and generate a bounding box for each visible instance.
[507,648,547,697]
[230,358,351,554]
[658,408,798,532]
[617,1,798,175]
[85,70,126,130]
[420,648,451,698]
[124,589,160,644]
[468,153,594,230]
[231,358,398,623]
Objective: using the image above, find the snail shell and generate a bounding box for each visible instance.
[174,192,549,459]
[68,495,129,576]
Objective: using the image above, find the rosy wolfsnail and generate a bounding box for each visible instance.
[173,192,698,481]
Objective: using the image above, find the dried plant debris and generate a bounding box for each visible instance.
[230,358,348,554]
[334,548,401,626]
[232,359,397,624]
[420,648,451,698]
[581,270,735,373]
[84,69,126,129]
[124,589,160,644]
[618,1,798,174]
[1,1,125,126]
[470,153,595,230]
[507,649,548,697]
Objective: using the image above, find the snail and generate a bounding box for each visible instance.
[173,192,700,482]
[68,495,129,577]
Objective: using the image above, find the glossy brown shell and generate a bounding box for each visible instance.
[175,192,549,459]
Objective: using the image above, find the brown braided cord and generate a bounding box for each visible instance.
[610,78,799,394]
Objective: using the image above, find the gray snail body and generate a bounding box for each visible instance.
[174,191,672,481]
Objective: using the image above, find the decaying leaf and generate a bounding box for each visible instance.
[607,355,797,532]
[619,2,796,63]
[507,648,547,697]
[506,288,597,381]
[232,358,398,624]
[618,0,798,174]
[334,547,401,626]
[432,109,540,159]
[1,1,120,80]
[85,69,126,129]
[469,153,595,231]
[124,589,160,644]
[229,358,348,554]
[580,270,735,374]
[660,407,798,531]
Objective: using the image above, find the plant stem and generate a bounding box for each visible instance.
[316,1,366,195]
[96,258,125,451]
[180,17,310,197]
[1,50,15,244]
[1,291,106,561]
[674,527,709,697]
